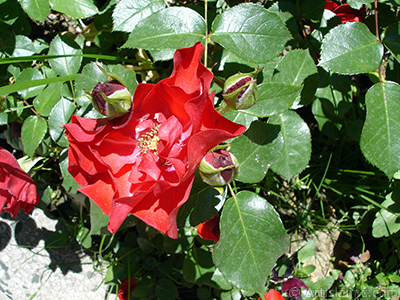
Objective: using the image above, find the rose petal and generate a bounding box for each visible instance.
[118,278,136,300]
[165,42,213,95]
[78,177,115,215]
[197,215,220,243]
[0,148,39,216]
[133,176,194,238]
[258,289,286,300]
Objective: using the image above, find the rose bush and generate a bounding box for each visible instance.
[0,147,39,216]
[63,42,245,238]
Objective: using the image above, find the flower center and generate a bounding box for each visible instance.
[138,124,160,155]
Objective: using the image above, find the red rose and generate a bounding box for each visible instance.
[197,215,220,243]
[258,289,286,300]
[63,42,246,238]
[325,1,366,23]
[0,147,40,216]
[118,278,136,300]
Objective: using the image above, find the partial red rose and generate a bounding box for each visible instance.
[118,278,136,300]
[197,215,220,243]
[63,42,246,239]
[258,289,286,300]
[0,147,40,216]
[325,1,366,23]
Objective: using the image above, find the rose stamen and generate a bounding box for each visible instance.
[138,124,160,154]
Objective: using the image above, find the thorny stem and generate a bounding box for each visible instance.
[375,0,384,83]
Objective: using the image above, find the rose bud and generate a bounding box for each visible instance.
[91,80,132,119]
[199,149,239,186]
[222,69,261,110]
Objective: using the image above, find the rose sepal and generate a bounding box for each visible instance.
[199,148,239,187]
[222,68,262,110]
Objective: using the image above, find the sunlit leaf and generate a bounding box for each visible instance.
[21,115,48,157]
[19,0,50,22]
[48,35,82,76]
[112,0,165,32]
[16,68,45,99]
[48,97,76,147]
[33,82,62,117]
[211,3,291,64]
[214,191,289,293]
[49,0,98,19]
[122,7,206,50]
[11,35,36,57]
[372,190,400,238]
[266,110,311,180]
[319,22,383,74]
[230,121,278,183]
[244,83,301,117]
[360,81,400,178]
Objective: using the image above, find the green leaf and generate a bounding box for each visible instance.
[60,149,81,192]
[49,0,98,19]
[372,190,400,238]
[48,97,76,147]
[210,3,292,64]
[213,191,289,293]
[108,64,138,95]
[273,49,318,86]
[33,82,62,117]
[382,21,400,64]
[297,240,316,264]
[155,278,178,300]
[122,7,206,50]
[224,110,257,129]
[10,35,36,57]
[312,69,352,136]
[48,35,83,76]
[112,0,165,32]
[272,49,318,105]
[16,68,45,99]
[21,115,48,157]
[177,172,224,227]
[74,62,108,93]
[132,277,154,298]
[244,83,301,118]
[266,110,311,180]
[183,247,215,285]
[76,226,92,249]
[19,0,50,22]
[360,81,400,178]
[300,0,325,22]
[232,113,310,182]
[230,121,278,183]
[89,199,109,235]
[318,22,384,75]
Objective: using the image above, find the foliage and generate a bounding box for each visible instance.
[1,0,400,299]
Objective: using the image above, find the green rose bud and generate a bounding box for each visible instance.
[222,69,261,110]
[199,149,239,187]
[91,80,132,119]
